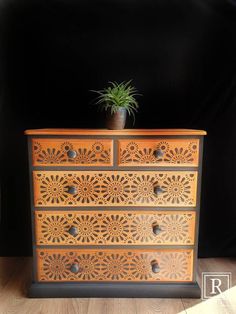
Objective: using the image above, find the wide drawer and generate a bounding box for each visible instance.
[31,138,113,166]
[36,248,194,282]
[33,171,197,207]
[35,211,196,245]
[118,139,199,167]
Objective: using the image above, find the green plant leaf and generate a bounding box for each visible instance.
[91,80,141,123]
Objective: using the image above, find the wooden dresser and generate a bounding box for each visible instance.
[25,128,206,298]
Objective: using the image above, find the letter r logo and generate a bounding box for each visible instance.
[210,278,222,294]
[202,272,231,300]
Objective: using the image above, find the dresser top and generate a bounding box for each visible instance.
[24,128,207,135]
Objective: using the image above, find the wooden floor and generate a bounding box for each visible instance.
[0,257,236,314]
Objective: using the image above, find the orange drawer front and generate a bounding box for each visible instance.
[118,139,199,167]
[36,248,194,282]
[35,211,196,245]
[31,138,113,166]
[33,171,198,207]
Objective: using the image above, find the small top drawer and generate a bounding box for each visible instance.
[31,138,113,166]
[118,139,199,167]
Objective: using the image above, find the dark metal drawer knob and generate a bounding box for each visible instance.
[68,226,78,237]
[67,150,77,158]
[153,225,162,235]
[151,262,160,274]
[67,186,77,195]
[153,149,164,158]
[154,186,163,195]
[70,263,79,274]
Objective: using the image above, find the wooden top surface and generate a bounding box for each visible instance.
[25,129,207,135]
[24,128,207,136]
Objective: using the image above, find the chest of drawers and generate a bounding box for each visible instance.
[25,128,206,298]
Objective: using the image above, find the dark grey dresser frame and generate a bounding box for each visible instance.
[27,134,204,298]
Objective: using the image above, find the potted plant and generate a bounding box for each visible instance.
[92,81,140,129]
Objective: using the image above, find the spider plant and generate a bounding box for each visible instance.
[92,80,140,128]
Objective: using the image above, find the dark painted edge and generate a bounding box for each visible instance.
[113,138,118,166]
[34,244,195,250]
[192,137,204,282]
[32,166,199,171]
[33,206,198,211]
[28,282,201,298]
[27,137,38,282]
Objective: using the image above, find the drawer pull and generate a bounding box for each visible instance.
[153,149,164,158]
[151,261,160,273]
[152,224,162,235]
[67,150,77,158]
[68,226,78,237]
[70,263,80,274]
[67,186,77,195]
[154,186,163,195]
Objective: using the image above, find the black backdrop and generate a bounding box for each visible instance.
[1,0,236,256]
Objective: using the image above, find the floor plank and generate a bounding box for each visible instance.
[0,257,31,313]
[135,298,185,314]
[0,257,25,291]
[0,257,236,314]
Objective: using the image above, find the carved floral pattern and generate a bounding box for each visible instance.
[159,252,191,280]
[32,139,112,165]
[130,175,158,204]
[38,175,69,204]
[130,215,154,243]
[119,140,199,166]
[156,141,170,153]
[37,250,193,282]
[132,148,157,163]
[34,171,197,207]
[36,149,67,164]
[41,253,71,281]
[161,175,193,204]
[188,142,198,153]
[74,175,100,203]
[39,214,71,244]
[73,254,100,280]
[35,211,195,245]
[72,149,96,164]
[100,215,130,243]
[33,141,42,154]
[164,148,194,164]
[100,175,130,204]
[73,215,100,244]
[100,254,129,280]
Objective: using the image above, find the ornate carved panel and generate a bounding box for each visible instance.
[118,139,199,167]
[37,249,193,282]
[35,211,196,245]
[32,138,113,166]
[33,171,197,207]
